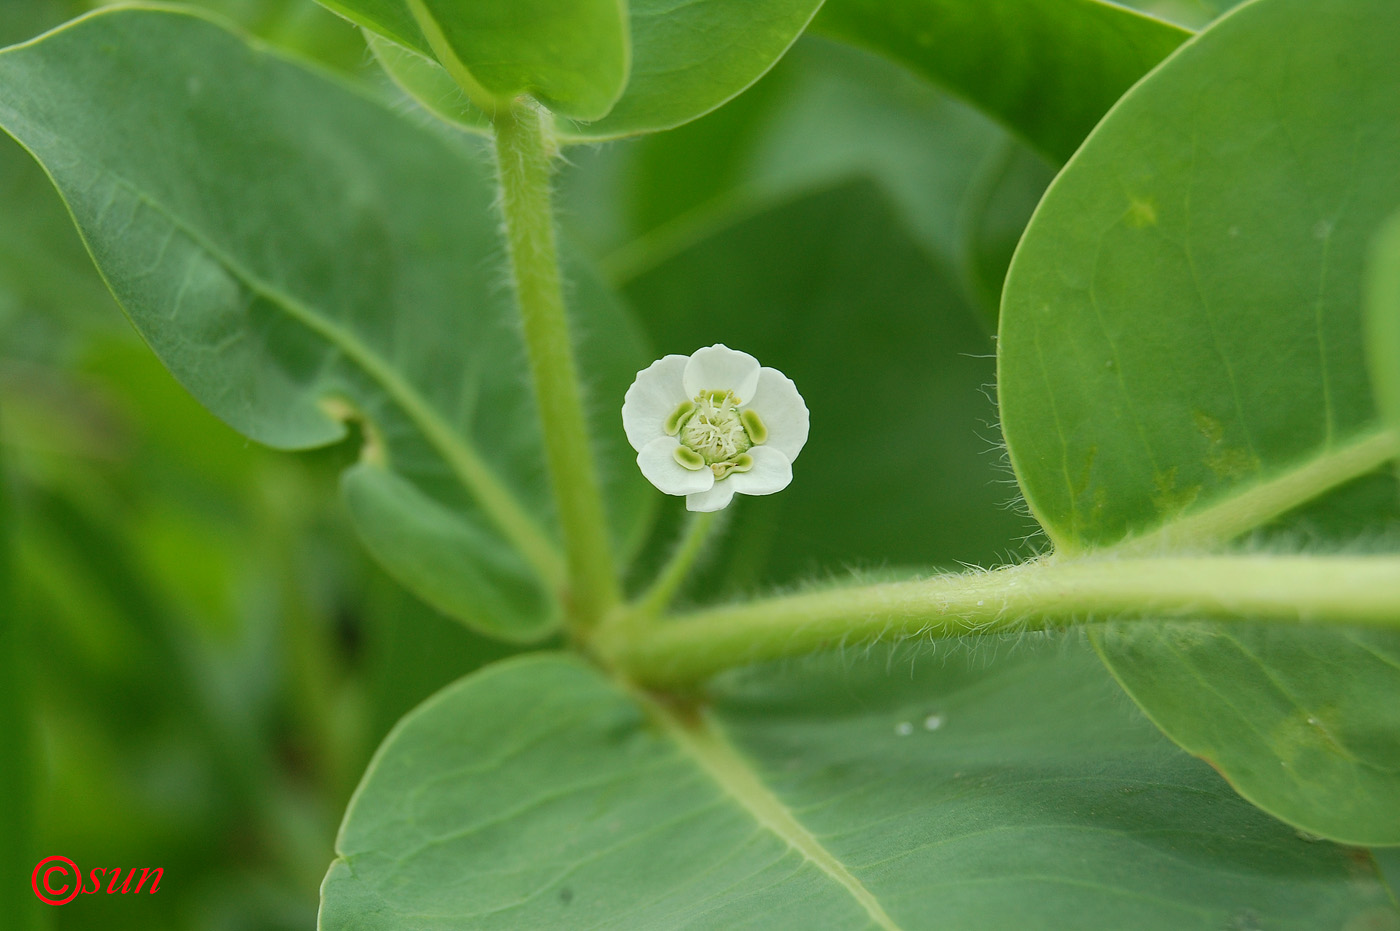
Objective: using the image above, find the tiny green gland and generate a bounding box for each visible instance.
[673,445,707,471]
[711,453,754,480]
[664,401,696,436]
[740,408,768,445]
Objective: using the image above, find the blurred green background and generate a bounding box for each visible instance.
[0,1,1226,928]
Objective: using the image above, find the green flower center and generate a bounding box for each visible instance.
[666,389,767,479]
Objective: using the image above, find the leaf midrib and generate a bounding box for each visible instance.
[1102,428,1398,556]
[643,693,904,931]
[42,145,566,586]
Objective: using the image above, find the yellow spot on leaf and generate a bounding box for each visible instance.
[1192,410,1225,443]
[1126,197,1158,228]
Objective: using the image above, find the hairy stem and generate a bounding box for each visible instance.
[493,102,620,625]
[607,555,1400,688]
[634,510,721,620]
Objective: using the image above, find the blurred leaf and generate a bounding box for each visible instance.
[321,638,1396,929]
[0,0,85,46]
[360,573,524,744]
[814,0,1190,163]
[1377,848,1400,901]
[0,417,39,931]
[999,0,1400,844]
[358,0,825,140]
[622,180,1031,594]
[565,38,1052,336]
[0,7,653,641]
[0,135,121,358]
[1367,212,1400,441]
[1120,0,1244,29]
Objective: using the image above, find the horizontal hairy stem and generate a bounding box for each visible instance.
[606,555,1400,688]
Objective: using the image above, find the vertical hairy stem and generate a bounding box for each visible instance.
[635,510,721,620]
[493,102,620,626]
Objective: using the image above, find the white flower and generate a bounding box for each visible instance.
[622,344,809,512]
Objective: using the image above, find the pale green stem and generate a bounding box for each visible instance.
[608,555,1400,688]
[493,102,620,625]
[635,510,722,620]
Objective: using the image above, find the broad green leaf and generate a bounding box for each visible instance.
[358,0,825,140]
[812,0,1190,164]
[0,6,652,642]
[621,181,1030,593]
[321,638,1397,928]
[1000,0,1400,553]
[401,0,629,121]
[999,0,1400,844]
[1095,623,1400,846]
[1367,213,1400,440]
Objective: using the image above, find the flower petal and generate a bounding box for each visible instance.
[683,344,761,401]
[729,446,792,497]
[747,367,809,461]
[686,479,736,512]
[638,437,714,496]
[622,354,690,452]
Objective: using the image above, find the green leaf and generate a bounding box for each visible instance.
[1000,0,1400,554]
[1119,0,1245,29]
[322,638,1397,928]
[999,0,1400,844]
[360,0,825,140]
[400,0,629,121]
[315,0,424,56]
[366,29,490,133]
[1367,212,1400,440]
[0,6,652,642]
[1377,847,1400,901]
[812,0,1190,163]
[1095,623,1400,846]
